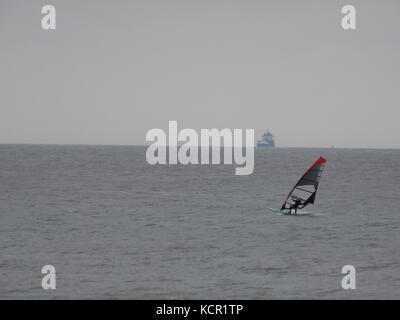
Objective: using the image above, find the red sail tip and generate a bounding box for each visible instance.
[305,156,327,173]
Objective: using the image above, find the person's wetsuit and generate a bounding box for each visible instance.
[289,198,303,214]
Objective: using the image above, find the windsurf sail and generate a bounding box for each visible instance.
[280,157,327,211]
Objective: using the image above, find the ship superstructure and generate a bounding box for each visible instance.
[257,131,275,147]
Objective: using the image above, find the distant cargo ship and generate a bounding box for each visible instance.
[257,131,275,147]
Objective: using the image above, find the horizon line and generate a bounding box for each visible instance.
[0,143,399,151]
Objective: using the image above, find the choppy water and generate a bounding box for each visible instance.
[0,145,399,299]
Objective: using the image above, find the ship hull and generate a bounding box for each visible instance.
[257,142,275,147]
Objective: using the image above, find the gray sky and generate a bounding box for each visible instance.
[0,0,399,148]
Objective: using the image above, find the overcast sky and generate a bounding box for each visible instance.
[0,0,399,148]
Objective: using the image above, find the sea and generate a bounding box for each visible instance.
[0,145,399,299]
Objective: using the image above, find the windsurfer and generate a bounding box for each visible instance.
[288,197,303,214]
[277,157,327,215]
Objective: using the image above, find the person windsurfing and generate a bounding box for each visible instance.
[288,196,304,214]
[270,157,327,216]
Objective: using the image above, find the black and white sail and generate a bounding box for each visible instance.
[281,157,327,211]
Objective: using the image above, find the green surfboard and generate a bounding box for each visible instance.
[269,208,296,216]
[269,208,312,216]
